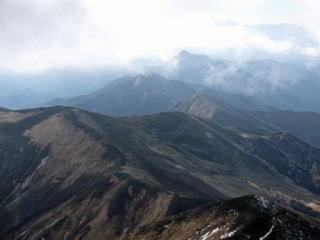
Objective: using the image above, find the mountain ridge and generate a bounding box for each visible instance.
[171,93,277,133]
[1,106,320,239]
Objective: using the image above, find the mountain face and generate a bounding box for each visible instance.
[171,93,276,133]
[48,74,196,116]
[0,107,217,240]
[47,72,275,118]
[1,107,320,239]
[251,110,320,147]
[120,195,320,240]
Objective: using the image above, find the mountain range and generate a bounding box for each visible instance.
[251,110,320,147]
[46,50,320,115]
[47,72,320,148]
[2,50,320,239]
[1,106,320,239]
[47,73,276,115]
[47,74,197,116]
[167,51,320,112]
[3,50,320,113]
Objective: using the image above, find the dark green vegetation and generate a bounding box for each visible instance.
[252,110,320,147]
[0,106,320,239]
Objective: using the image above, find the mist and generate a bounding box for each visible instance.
[1,0,320,110]
[1,0,320,72]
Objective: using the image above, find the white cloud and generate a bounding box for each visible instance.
[0,0,319,73]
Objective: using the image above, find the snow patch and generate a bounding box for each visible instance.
[200,227,220,240]
[255,196,270,208]
[221,229,237,239]
[260,225,274,240]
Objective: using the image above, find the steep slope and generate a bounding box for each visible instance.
[0,107,218,240]
[251,110,320,147]
[1,107,320,239]
[120,195,320,240]
[48,74,196,116]
[234,129,320,195]
[171,93,276,133]
[204,89,277,112]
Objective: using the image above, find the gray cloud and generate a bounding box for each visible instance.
[0,0,85,70]
[0,0,320,73]
[0,0,85,46]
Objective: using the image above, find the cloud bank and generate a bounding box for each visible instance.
[1,0,320,73]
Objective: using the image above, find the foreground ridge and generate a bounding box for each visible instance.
[119,195,320,240]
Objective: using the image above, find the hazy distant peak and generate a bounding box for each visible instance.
[0,107,9,112]
[176,50,212,62]
[189,92,220,103]
[133,72,165,81]
[129,73,167,87]
[177,50,193,57]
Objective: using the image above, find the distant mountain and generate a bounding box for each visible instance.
[244,59,320,112]
[1,107,320,239]
[0,79,52,109]
[48,74,196,116]
[251,110,320,147]
[48,72,275,117]
[204,88,277,112]
[169,51,264,94]
[168,51,320,112]
[172,93,276,133]
[0,68,130,109]
[120,195,320,240]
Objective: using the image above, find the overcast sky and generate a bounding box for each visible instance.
[1,0,320,73]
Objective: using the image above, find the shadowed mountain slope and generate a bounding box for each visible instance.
[119,195,320,240]
[251,110,320,147]
[48,74,196,116]
[47,73,275,117]
[0,107,320,239]
[171,93,276,133]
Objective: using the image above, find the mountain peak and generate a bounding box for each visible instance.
[178,50,192,57]
[133,73,165,81]
[176,50,211,61]
[130,73,167,88]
